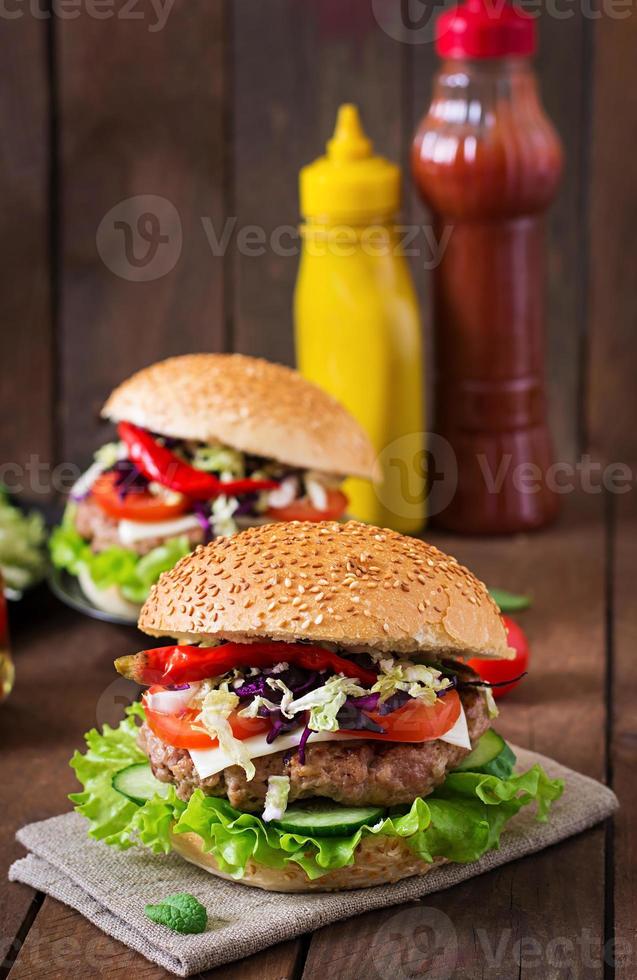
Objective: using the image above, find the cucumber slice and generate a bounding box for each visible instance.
[274,800,385,837]
[452,729,516,779]
[479,742,517,780]
[112,763,171,806]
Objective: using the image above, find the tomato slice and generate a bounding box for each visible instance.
[144,702,271,749]
[467,615,530,699]
[267,488,348,523]
[346,689,462,742]
[92,471,190,523]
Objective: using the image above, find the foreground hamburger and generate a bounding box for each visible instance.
[50,354,377,619]
[71,522,562,891]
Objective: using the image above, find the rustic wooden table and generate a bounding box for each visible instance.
[1,492,634,980]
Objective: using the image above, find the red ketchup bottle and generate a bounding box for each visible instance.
[412,0,563,534]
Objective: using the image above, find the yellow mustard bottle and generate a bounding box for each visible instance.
[294,104,425,533]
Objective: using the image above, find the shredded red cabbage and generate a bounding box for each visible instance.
[348,692,380,712]
[234,676,268,698]
[111,459,150,500]
[377,690,412,715]
[265,710,298,744]
[235,667,321,703]
[297,723,312,764]
[336,702,386,733]
[192,501,214,544]
[232,493,260,517]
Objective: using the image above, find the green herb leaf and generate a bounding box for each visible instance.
[489,588,532,612]
[144,893,207,934]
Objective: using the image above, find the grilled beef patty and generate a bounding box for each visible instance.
[75,497,204,556]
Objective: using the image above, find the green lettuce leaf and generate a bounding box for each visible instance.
[50,523,191,605]
[69,703,186,853]
[70,707,564,879]
[0,488,48,592]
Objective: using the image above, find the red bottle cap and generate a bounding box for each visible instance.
[436,0,536,58]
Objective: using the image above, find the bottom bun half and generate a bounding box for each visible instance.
[170,829,447,893]
[77,565,142,620]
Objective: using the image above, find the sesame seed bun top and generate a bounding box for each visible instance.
[102,353,378,480]
[138,521,512,659]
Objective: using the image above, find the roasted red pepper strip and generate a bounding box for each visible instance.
[114,641,377,687]
[118,422,279,500]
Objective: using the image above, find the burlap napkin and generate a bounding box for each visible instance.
[9,746,617,977]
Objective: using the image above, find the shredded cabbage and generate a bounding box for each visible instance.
[191,445,245,478]
[210,495,239,537]
[484,686,500,719]
[93,442,126,468]
[195,690,255,780]
[287,675,366,732]
[372,660,452,706]
[262,776,290,822]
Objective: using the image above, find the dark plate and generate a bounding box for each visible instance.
[47,567,139,626]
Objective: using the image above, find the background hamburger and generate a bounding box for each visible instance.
[50,354,377,619]
[71,521,562,891]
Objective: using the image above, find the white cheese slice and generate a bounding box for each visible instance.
[188,704,471,781]
[118,513,201,546]
[189,729,355,781]
[437,703,471,749]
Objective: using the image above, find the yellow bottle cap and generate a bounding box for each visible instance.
[300,104,401,222]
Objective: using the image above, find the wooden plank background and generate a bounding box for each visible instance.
[1,0,635,499]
